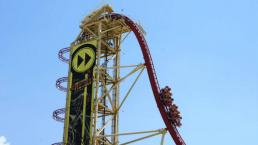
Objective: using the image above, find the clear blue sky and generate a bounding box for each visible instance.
[0,0,257,145]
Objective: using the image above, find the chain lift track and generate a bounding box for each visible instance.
[53,7,185,145]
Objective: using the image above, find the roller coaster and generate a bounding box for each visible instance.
[53,5,186,145]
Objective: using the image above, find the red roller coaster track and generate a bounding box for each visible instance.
[54,12,186,145]
[108,13,186,145]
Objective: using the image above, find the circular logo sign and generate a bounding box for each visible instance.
[72,46,95,73]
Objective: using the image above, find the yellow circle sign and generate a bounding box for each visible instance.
[72,47,95,73]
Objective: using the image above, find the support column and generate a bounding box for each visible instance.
[112,35,121,145]
[93,22,102,145]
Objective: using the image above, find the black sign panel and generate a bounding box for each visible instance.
[64,42,96,145]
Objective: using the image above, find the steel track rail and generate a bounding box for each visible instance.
[107,13,186,145]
